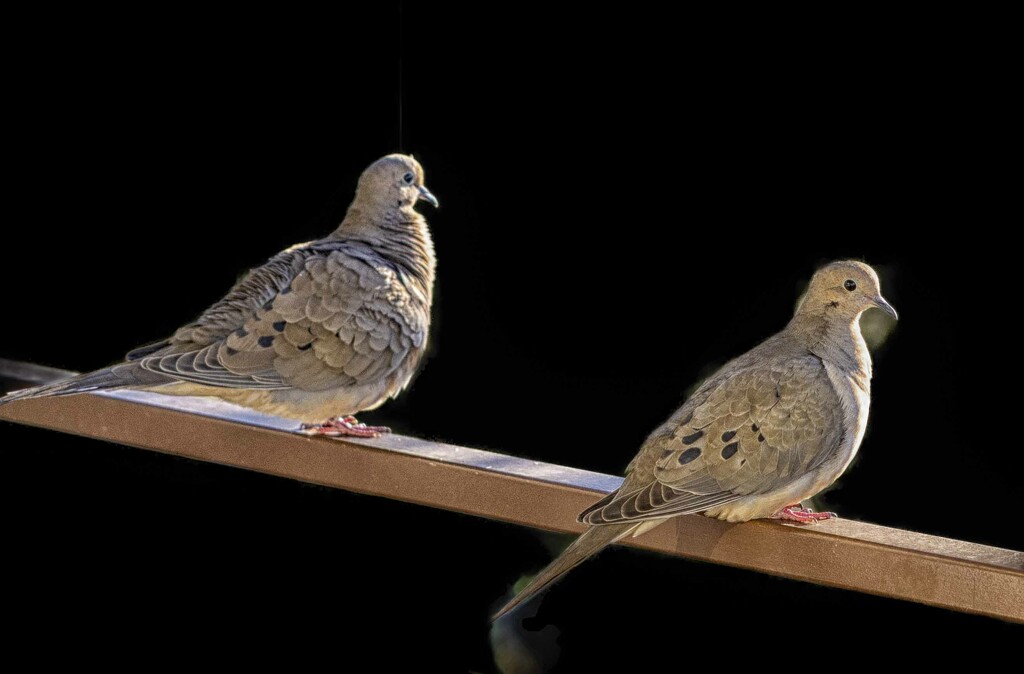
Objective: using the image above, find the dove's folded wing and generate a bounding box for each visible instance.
[579,356,843,524]
[133,245,426,393]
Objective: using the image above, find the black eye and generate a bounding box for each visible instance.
[844,279,857,291]
[403,172,414,184]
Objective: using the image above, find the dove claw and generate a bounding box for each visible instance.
[300,416,391,438]
[771,505,838,523]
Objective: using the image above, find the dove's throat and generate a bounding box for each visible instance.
[788,311,872,387]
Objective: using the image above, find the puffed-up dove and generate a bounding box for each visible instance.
[494,260,897,619]
[2,154,438,437]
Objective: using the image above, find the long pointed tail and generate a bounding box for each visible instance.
[492,522,637,621]
[0,367,133,406]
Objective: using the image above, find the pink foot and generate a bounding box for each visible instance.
[300,416,391,438]
[771,504,838,523]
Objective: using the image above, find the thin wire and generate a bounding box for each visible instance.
[398,0,404,153]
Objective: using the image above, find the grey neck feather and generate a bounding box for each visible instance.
[330,201,436,302]
[787,308,872,386]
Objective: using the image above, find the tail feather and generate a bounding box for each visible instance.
[492,522,637,621]
[0,364,159,405]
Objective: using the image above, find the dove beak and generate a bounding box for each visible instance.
[417,185,439,208]
[873,295,898,320]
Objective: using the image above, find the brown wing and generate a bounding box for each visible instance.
[580,356,843,524]
[135,246,426,392]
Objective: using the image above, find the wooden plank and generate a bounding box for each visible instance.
[1,362,1021,622]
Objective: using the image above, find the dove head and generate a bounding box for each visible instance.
[798,260,897,321]
[355,154,439,213]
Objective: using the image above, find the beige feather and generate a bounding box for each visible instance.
[1,154,438,425]
[494,260,897,619]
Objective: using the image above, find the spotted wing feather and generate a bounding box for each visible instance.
[135,244,427,393]
[580,357,842,524]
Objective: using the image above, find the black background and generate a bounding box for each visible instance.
[2,5,1019,670]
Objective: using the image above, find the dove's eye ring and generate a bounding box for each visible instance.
[403,172,415,184]
[844,279,857,291]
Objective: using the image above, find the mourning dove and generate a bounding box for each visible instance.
[1,154,439,437]
[494,260,897,619]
